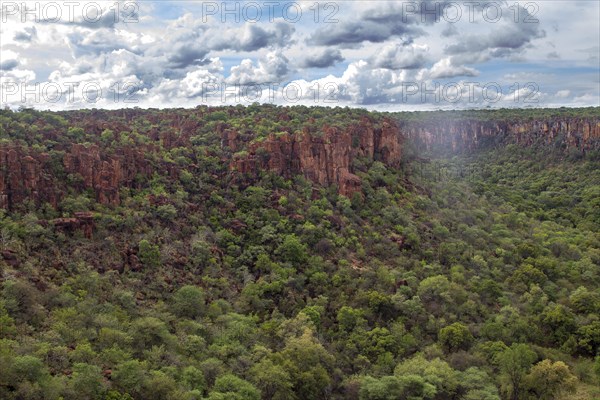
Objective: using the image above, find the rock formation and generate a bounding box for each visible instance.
[401,117,600,153]
[51,211,95,238]
[63,144,152,206]
[0,108,598,211]
[0,145,57,209]
[0,142,154,210]
[228,117,403,197]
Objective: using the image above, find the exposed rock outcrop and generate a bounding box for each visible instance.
[63,144,152,206]
[0,142,154,210]
[0,145,57,209]
[228,117,403,197]
[402,117,600,153]
[1,109,598,211]
[52,211,95,238]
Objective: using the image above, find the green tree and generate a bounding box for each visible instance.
[540,304,576,346]
[180,366,206,392]
[438,322,474,353]
[171,285,205,319]
[138,239,161,268]
[274,329,335,400]
[495,343,536,400]
[111,360,148,398]
[249,358,294,400]
[524,359,577,400]
[461,367,500,400]
[394,355,459,398]
[359,375,436,400]
[569,286,600,314]
[576,321,600,356]
[68,363,106,400]
[129,317,174,355]
[277,235,308,265]
[337,306,365,332]
[207,374,261,400]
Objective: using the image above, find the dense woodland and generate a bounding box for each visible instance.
[0,105,599,400]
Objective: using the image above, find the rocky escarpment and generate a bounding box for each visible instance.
[226,117,403,197]
[0,145,58,210]
[0,143,159,210]
[402,117,600,153]
[1,107,598,212]
[63,143,154,206]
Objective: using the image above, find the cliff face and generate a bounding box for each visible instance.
[0,145,57,209]
[402,117,600,153]
[228,117,403,197]
[0,143,155,209]
[1,108,598,211]
[63,144,153,206]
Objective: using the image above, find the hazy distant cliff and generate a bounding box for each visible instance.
[400,115,600,153]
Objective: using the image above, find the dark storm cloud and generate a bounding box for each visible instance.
[307,20,421,47]
[300,48,344,68]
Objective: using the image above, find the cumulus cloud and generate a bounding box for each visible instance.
[207,22,295,52]
[441,24,458,38]
[227,51,290,85]
[58,12,295,71]
[369,42,429,69]
[14,26,37,42]
[307,1,451,46]
[287,60,426,105]
[444,3,546,59]
[428,57,479,79]
[0,59,19,71]
[299,48,344,68]
[65,28,144,58]
[0,50,21,72]
[307,21,415,47]
[37,1,139,29]
[0,0,596,110]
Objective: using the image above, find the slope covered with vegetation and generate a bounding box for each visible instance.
[0,106,599,400]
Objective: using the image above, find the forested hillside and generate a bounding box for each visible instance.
[0,105,599,400]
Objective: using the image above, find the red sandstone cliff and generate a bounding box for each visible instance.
[402,118,600,153]
[1,109,598,211]
[0,142,155,209]
[227,117,403,197]
[63,143,153,205]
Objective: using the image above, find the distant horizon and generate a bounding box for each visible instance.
[4,103,600,114]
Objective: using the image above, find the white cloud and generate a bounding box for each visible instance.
[428,57,479,79]
[0,1,597,110]
[370,42,429,70]
[227,51,290,85]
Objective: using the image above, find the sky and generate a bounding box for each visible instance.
[0,0,599,110]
